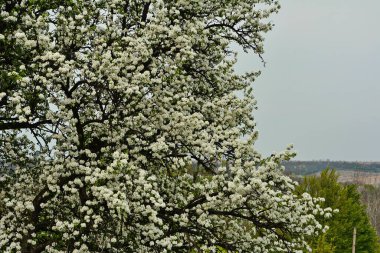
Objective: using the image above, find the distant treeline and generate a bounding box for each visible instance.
[283,160,380,175]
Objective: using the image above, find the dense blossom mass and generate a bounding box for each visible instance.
[0,0,330,252]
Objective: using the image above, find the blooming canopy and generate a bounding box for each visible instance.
[0,0,329,252]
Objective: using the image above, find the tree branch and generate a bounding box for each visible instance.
[0,120,52,131]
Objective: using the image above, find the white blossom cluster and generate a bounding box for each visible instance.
[0,0,330,252]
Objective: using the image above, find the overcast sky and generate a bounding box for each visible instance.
[235,0,380,161]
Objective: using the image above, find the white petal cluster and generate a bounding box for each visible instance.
[0,0,328,252]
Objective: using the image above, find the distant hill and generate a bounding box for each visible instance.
[283,160,380,175]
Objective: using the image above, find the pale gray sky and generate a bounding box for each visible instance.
[236,0,380,161]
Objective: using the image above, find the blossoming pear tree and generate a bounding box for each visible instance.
[0,0,329,252]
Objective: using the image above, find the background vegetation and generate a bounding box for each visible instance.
[284,161,380,175]
[296,168,380,253]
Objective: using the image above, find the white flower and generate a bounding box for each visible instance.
[14,32,26,39]
[96,23,107,32]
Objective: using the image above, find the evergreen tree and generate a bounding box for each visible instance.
[296,169,380,253]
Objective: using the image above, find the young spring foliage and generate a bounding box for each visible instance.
[0,0,330,252]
